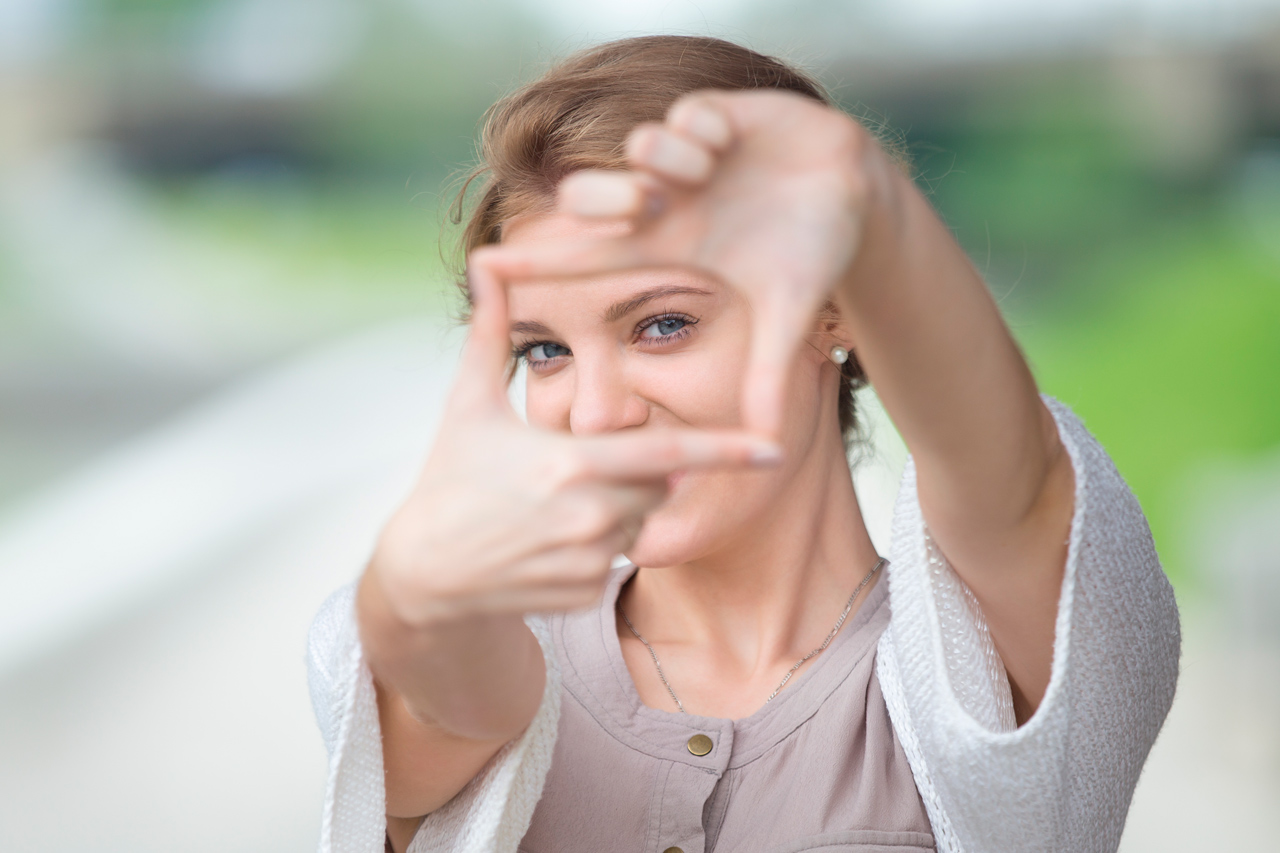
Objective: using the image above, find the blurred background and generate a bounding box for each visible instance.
[1,0,1277,849]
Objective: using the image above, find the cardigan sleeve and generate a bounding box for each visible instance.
[306,584,563,853]
[876,397,1181,853]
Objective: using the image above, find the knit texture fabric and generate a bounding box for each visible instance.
[877,398,1180,853]
[306,399,1180,853]
[308,588,561,853]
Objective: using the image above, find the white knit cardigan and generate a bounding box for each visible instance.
[307,399,1181,853]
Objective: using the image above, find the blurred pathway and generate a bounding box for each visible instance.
[1121,614,1280,851]
[0,145,1275,853]
[0,318,458,850]
[0,313,910,850]
[0,314,1274,850]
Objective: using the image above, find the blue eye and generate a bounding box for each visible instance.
[527,342,571,362]
[640,317,689,339]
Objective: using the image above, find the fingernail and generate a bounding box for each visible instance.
[683,106,731,150]
[750,443,784,466]
[649,134,711,183]
[562,172,640,218]
[644,192,666,219]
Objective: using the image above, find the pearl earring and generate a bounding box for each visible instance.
[830,345,849,365]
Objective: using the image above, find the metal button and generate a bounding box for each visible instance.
[686,734,713,756]
[663,848,684,853]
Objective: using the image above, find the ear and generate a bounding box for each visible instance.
[810,300,855,355]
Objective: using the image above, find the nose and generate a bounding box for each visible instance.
[569,350,648,436]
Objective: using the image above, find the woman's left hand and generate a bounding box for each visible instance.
[474,90,891,438]
[478,88,1075,722]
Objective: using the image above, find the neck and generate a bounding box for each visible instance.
[622,430,881,686]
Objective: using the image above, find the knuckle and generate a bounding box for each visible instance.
[829,113,867,156]
[558,496,616,544]
[649,434,683,468]
[545,447,592,487]
[561,583,604,611]
[828,122,873,200]
[625,123,665,157]
[564,546,613,581]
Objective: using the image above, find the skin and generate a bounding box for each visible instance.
[358,90,1075,852]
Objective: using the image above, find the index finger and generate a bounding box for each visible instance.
[472,233,654,285]
[573,428,781,481]
[739,285,825,439]
[451,255,517,412]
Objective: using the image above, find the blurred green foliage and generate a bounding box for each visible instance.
[104,33,1274,590]
[1018,213,1280,587]
[908,83,1279,588]
[152,177,450,289]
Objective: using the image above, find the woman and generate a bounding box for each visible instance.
[308,36,1180,853]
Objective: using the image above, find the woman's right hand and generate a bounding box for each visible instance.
[359,260,774,830]
[367,258,777,630]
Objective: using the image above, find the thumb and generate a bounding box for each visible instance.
[455,251,516,412]
[741,294,812,439]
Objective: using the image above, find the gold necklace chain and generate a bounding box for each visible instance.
[618,557,886,714]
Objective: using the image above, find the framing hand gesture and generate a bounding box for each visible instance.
[476,90,885,437]
[370,263,779,626]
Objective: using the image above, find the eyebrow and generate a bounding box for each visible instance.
[510,320,553,337]
[602,285,713,323]
[508,285,714,339]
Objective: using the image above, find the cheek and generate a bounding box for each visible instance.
[639,321,751,428]
[644,355,742,427]
[524,374,573,430]
[628,356,838,564]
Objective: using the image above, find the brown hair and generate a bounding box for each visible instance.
[450,35,869,442]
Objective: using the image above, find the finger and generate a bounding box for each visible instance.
[480,569,611,614]
[559,170,657,221]
[684,89,830,143]
[667,96,733,152]
[477,237,652,284]
[510,543,618,587]
[456,255,515,404]
[476,543,618,612]
[741,295,813,439]
[597,482,669,519]
[574,428,781,480]
[545,483,668,547]
[626,124,715,186]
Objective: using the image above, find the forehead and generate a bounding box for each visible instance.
[501,212,721,318]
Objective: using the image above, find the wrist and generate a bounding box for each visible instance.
[359,571,545,740]
[364,497,490,629]
[835,129,910,306]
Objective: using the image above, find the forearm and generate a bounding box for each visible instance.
[357,567,546,742]
[837,146,1074,717]
[358,566,548,818]
[837,153,1060,534]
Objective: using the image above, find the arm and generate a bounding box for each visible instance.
[832,150,1073,721]
[348,264,775,840]
[474,90,1176,847]
[482,91,1070,722]
[358,565,545,823]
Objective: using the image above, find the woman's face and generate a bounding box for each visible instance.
[502,212,844,567]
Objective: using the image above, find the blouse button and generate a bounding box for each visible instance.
[663,848,685,853]
[686,734,713,756]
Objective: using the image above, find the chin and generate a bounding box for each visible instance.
[623,494,714,567]
[625,472,765,568]
[623,528,706,570]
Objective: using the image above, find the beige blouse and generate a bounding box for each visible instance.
[518,564,934,853]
